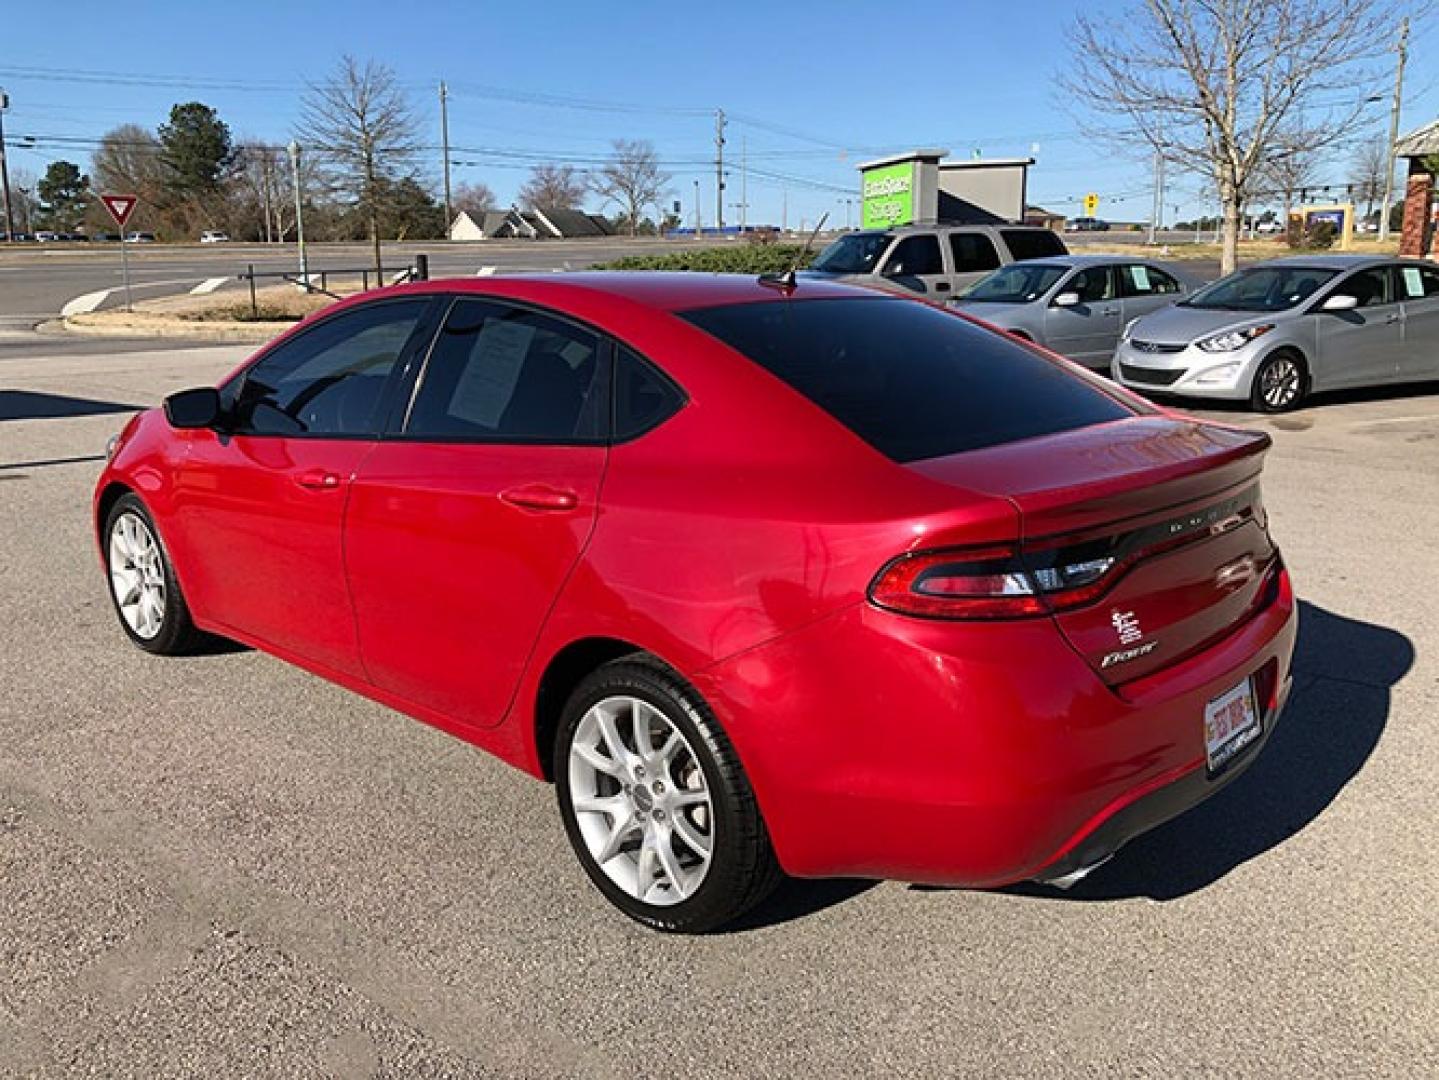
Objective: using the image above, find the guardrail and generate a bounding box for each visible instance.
[236,254,430,317]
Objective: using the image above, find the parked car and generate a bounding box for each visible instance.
[1113,255,1439,411]
[1255,220,1285,235]
[1067,217,1110,232]
[952,255,1192,368]
[804,223,1069,301]
[125,232,156,243]
[96,274,1295,932]
[34,231,60,242]
[61,232,91,242]
[200,230,230,243]
[93,232,123,243]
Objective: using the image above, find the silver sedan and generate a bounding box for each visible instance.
[1112,255,1439,412]
[951,255,1193,369]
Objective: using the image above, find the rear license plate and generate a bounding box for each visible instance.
[1205,677,1261,772]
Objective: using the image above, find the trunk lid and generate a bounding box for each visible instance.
[910,415,1278,684]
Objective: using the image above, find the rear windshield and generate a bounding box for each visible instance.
[1001,229,1068,261]
[680,297,1132,463]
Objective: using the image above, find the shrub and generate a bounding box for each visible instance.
[595,244,813,274]
[1303,220,1338,250]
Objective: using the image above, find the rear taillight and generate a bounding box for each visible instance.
[869,543,1120,619]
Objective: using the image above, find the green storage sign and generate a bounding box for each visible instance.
[861,163,914,228]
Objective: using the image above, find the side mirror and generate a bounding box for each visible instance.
[1321,293,1359,312]
[1052,291,1081,308]
[163,387,223,429]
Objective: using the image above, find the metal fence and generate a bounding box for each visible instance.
[236,254,430,317]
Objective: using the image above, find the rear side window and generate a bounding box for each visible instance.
[681,297,1131,463]
[405,298,605,441]
[614,346,685,440]
[883,235,943,276]
[1001,229,1067,261]
[1118,264,1182,296]
[949,232,1001,273]
[1398,264,1439,299]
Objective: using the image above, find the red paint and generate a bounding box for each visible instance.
[95,274,1297,887]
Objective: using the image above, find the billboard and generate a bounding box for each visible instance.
[862,162,915,229]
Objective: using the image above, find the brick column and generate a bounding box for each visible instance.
[1399,162,1433,257]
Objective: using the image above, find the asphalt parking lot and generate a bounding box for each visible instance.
[2,337,1437,1077]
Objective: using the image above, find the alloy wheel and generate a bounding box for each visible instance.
[566,695,714,906]
[108,511,166,639]
[1259,357,1301,410]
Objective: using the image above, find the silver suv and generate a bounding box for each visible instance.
[803,224,1069,301]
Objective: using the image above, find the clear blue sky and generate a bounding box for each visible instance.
[1,0,1431,227]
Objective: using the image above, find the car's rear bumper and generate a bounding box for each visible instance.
[695,566,1297,888]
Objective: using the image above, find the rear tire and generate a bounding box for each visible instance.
[554,657,781,933]
[103,493,205,655]
[1250,350,1308,413]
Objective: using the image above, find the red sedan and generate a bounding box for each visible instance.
[94,273,1296,932]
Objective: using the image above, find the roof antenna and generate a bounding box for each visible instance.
[760,212,830,290]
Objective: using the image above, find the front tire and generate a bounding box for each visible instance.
[103,493,205,655]
[554,657,781,933]
[1250,350,1308,413]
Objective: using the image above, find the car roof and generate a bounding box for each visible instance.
[377,271,886,313]
[1257,254,1392,270]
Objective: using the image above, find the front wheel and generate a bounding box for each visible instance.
[555,658,781,933]
[103,493,205,655]
[1250,351,1308,413]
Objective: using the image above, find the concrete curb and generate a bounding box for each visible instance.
[53,313,289,344]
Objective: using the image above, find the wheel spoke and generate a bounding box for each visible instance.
[572,793,627,818]
[596,811,638,863]
[652,831,688,898]
[671,811,712,858]
[671,787,709,810]
[594,704,629,767]
[632,698,657,757]
[573,741,624,778]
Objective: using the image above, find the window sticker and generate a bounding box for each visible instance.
[1402,266,1423,299]
[447,320,535,428]
[560,339,592,370]
[1130,265,1152,292]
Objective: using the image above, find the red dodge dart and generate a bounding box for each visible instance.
[94,273,1296,932]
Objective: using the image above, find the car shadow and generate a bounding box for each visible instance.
[0,390,141,421]
[997,599,1411,902]
[726,876,878,933]
[1171,379,1439,416]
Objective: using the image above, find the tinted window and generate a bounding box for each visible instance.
[1398,263,1439,299]
[681,297,1131,463]
[1185,266,1337,311]
[884,235,943,276]
[1118,264,1181,296]
[615,346,684,440]
[1067,267,1114,302]
[811,232,892,274]
[949,232,1001,273]
[962,263,1069,302]
[1001,229,1067,261]
[229,299,428,436]
[1332,268,1393,308]
[405,298,604,441]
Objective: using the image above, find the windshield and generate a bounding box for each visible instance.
[961,263,1070,303]
[1183,266,1338,312]
[811,232,892,275]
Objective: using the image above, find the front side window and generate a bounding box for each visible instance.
[949,232,1001,273]
[1065,267,1115,303]
[810,232,892,275]
[1332,268,1393,308]
[228,299,429,437]
[405,298,604,441]
[883,235,943,276]
[962,263,1069,303]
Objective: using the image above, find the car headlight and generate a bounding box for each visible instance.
[1196,324,1274,352]
[1121,317,1139,343]
[1192,362,1241,385]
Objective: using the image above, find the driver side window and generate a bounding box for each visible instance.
[883,235,943,277]
[228,300,429,437]
[1066,267,1114,303]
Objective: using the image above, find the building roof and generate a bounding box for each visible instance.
[1394,119,1439,157]
[857,149,949,170]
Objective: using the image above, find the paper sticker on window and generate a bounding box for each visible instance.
[447,320,535,428]
[560,340,592,370]
[1130,265,1152,292]
[1403,266,1423,299]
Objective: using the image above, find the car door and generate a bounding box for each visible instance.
[1043,265,1121,365]
[344,296,611,729]
[877,234,947,298]
[1314,267,1405,388]
[170,297,437,675]
[947,231,1003,296]
[1394,262,1439,379]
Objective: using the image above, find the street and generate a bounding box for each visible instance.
[1,335,1435,1077]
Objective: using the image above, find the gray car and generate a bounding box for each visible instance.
[951,255,1192,368]
[1113,255,1439,412]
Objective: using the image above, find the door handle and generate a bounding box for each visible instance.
[500,484,579,512]
[295,469,342,491]
[934,282,951,292]
[1102,306,1120,316]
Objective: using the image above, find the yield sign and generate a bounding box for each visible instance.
[100,194,138,228]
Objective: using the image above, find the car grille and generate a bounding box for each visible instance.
[1128,339,1187,354]
[1119,363,1185,387]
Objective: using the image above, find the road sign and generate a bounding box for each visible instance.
[100,194,138,229]
[1083,192,1100,216]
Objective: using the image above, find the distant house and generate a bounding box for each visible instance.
[1023,205,1066,231]
[449,206,618,241]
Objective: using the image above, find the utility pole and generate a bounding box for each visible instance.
[1148,123,1165,245]
[288,141,309,289]
[440,80,453,236]
[1378,17,1408,243]
[0,89,15,241]
[693,178,701,235]
[715,108,726,232]
[782,186,788,233]
[739,134,747,231]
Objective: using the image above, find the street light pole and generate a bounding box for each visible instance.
[0,89,15,241]
[1378,17,1408,244]
[288,140,309,290]
[440,80,453,235]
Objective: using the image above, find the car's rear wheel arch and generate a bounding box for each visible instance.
[535,637,649,780]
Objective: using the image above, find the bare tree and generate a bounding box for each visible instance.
[1257,130,1324,223]
[453,180,496,220]
[518,164,586,214]
[590,140,670,237]
[233,142,296,242]
[1063,0,1399,274]
[91,124,169,233]
[297,56,422,278]
[1350,137,1389,220]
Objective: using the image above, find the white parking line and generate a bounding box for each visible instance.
[190,277,230,295]
[475,266,497,276]
[60,289,113,317]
